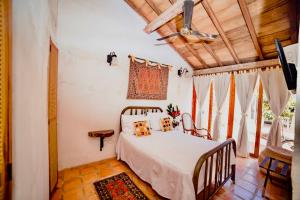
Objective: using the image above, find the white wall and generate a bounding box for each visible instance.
[284,43,298,65]
[12,0,50,199]
[57,0,193,170]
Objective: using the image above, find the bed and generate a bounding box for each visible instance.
[116,106,236,200]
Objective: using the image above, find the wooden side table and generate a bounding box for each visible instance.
[88,130,114,151]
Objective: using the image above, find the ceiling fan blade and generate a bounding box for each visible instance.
[183,0,194,30]
[157,32,181,41]
[155,42,203,48]
[191,31,218,41]
[154,43,170,46]
[144,0,203,33]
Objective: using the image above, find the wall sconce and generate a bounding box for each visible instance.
[178,67,189,77]
[107,52,118,66]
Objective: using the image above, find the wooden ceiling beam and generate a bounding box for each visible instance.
[145,0,208,67]
[144,0,203,33]
[168,0,222,66]
[202,0,240,64]
[124,0,196,68]
[202,42,222,66]
[237,0,264,60]
[193,59,279,76]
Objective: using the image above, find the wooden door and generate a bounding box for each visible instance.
[48,41,58,193]
[0,0,11,199]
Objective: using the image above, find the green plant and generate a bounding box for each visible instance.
[281,98,296,121]
[262,98,273,121]
[166,103,180,118]
[262,96,295,121]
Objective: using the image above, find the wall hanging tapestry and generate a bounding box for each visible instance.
[127,57,169,100]
[93,172,148,200]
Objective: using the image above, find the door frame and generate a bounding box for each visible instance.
[1,0,13,199]
[8,0,12,197]
[48,40,59,195]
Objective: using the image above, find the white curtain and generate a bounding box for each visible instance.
[235,72,258,157]
[193,76,211,128]
[259,69,290,147]
[212,74,230,141]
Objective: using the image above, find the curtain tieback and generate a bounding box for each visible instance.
[274,115,281,120]
[242,113,248,117]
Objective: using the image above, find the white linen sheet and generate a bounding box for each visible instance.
[116,130,235,200]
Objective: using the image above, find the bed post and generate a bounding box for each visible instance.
[231,139,236,184]
[231,165,236,184]
[193,139,237,200]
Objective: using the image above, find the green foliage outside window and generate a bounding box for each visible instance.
[263,96,295,122]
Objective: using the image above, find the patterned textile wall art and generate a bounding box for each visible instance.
[127,59,169,100]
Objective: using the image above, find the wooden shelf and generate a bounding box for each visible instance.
[88,130,114,151]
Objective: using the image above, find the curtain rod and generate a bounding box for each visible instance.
[128,55,173,67]
[193,59,280,76]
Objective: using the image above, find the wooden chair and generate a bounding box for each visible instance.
[181,113,211,139]
[259,146,292,199]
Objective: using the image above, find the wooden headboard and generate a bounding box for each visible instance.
[120,106,163,132]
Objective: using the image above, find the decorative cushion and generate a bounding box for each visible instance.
[133,120,151,136]
[147,112,169,131]
[160,117,172,132]
[121,115,148,134]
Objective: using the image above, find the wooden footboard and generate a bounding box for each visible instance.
[193,139,236,200]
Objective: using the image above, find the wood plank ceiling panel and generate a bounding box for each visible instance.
[192,3,235,65]
[189,16,222,65]
[195,45,216,66]
[225,25,259,62]
[125,0,298,70]
[252,3,290,37]
[145,0,208,68]
[202,0,240,63]
[169,0,222,67]
[125,0,201,68]
[237,0,264,60]
[246,0,296,58]
[207,0,259,62]
[288,0,300,43]
[187,56,204,67]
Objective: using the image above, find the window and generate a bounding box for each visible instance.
[261,93,296,151]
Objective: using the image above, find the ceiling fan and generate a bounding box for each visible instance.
[155,0,217,42]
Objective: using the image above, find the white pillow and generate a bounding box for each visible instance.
[147,112,170,131]
[121,115,148,134]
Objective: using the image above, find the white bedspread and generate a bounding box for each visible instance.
[116,130,235,200]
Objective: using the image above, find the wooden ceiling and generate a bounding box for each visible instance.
[125,0,299,70]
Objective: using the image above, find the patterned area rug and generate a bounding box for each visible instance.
[94,172,149,200]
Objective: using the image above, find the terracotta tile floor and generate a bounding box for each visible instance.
[51,157,291,200]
